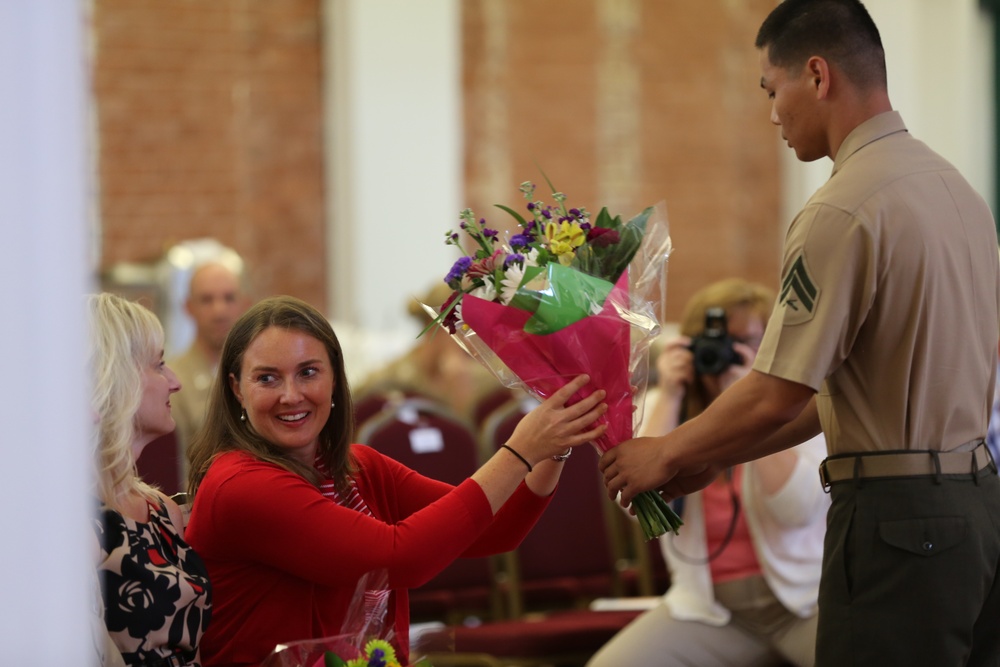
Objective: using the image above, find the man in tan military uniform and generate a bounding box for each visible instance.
[600,1,1000,664]
[170,261,249,480]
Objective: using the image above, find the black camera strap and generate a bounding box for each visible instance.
[666,467,741,565]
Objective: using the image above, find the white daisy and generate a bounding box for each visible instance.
[522,247,540,268]
[500,264,525,305]
[470,282,497,304]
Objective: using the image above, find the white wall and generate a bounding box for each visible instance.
[324,0,462,382]
[0,2,93,663]
[782,0,994,224]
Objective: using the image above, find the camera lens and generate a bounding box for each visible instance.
[693,341,731,375]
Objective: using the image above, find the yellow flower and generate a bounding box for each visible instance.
[545,220,585,265]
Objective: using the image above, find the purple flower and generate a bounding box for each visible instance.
[484,228,499,240]
[569,208,582,218]
[504,253,524,268]
[541,209,552,219]
[527,202,536,211]
[510,233,532,249]
[445,256,472,285]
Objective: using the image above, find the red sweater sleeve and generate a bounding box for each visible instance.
[189,451,495,589]
[353,445,552,558]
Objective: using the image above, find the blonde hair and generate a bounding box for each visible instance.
[89,293,164,510]
[677,278,775,420]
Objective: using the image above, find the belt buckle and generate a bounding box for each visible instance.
[818,460,832,492]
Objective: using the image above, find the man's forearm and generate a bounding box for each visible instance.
[666,370,817,472]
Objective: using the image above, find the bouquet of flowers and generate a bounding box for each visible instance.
[323,639,402,667]
[261,570,432,667]
[425,178,682,540]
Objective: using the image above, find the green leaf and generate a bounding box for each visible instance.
[494,204,528,228]
[594,205,654,283]
[594,207,617,230]
[324,651,348,667]
[538,166,558,196]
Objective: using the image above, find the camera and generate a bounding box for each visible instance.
[689,307,741,375]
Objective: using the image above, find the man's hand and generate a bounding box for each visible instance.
[600,436,725,506]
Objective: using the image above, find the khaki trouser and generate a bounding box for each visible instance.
[587,575,817,667]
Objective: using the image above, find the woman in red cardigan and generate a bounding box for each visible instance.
[185,295,607,667]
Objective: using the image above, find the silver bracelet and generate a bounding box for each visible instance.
[551,448,572,462]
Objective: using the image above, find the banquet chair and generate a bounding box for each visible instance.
[479,395,633,616]
[477,393,539,462]
[357,397,508,624]
[471,386,517,429]
[136,431,182,496]
[414,398,670,666]
[412,457,664,666]
[509,444,631,616]
[352,390,393,430]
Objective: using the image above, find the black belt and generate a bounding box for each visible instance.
[819,441,995,490]
[136,648,197,667]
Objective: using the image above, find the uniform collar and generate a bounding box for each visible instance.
[832,110,908,176]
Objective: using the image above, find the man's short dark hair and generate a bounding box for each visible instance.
[756,0,886,90]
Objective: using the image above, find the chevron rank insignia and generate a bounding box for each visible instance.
[779,254,819,324]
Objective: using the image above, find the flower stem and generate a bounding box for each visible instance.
[631,490,683,541]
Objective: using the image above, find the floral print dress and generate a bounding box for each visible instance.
[95,499,212,667]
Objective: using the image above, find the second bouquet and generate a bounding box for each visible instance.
[426,179,681,540]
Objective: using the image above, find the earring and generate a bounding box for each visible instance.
[331,401,336,408]
[240,409,247,422]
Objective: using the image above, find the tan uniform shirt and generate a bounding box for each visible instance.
[755,111,1000,455]
[168,344,217,476]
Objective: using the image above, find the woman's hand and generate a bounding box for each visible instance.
[656,336,694,401]
[474,375,607,512]
[506,374,608,467]
[637,337,692,437]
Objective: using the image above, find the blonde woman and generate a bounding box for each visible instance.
[90,293,212,667]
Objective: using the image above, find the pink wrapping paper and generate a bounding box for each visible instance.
[460,272,633,453]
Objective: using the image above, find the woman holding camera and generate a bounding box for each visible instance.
[588,278,828,667]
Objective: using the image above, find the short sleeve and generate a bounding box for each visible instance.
[754,202,877,390]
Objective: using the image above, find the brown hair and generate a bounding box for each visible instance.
[187,296,356,497]
[678,278,775,421]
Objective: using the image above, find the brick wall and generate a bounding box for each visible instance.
[93,0,326,307]
[94,0,782,323]
[462,0,782,321]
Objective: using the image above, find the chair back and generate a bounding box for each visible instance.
[136,432,182,496]
[471,387,517,429]
[478,394,538,462]
[358,397,478,485]
[358,397,504,623]
[480,395,625,615]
